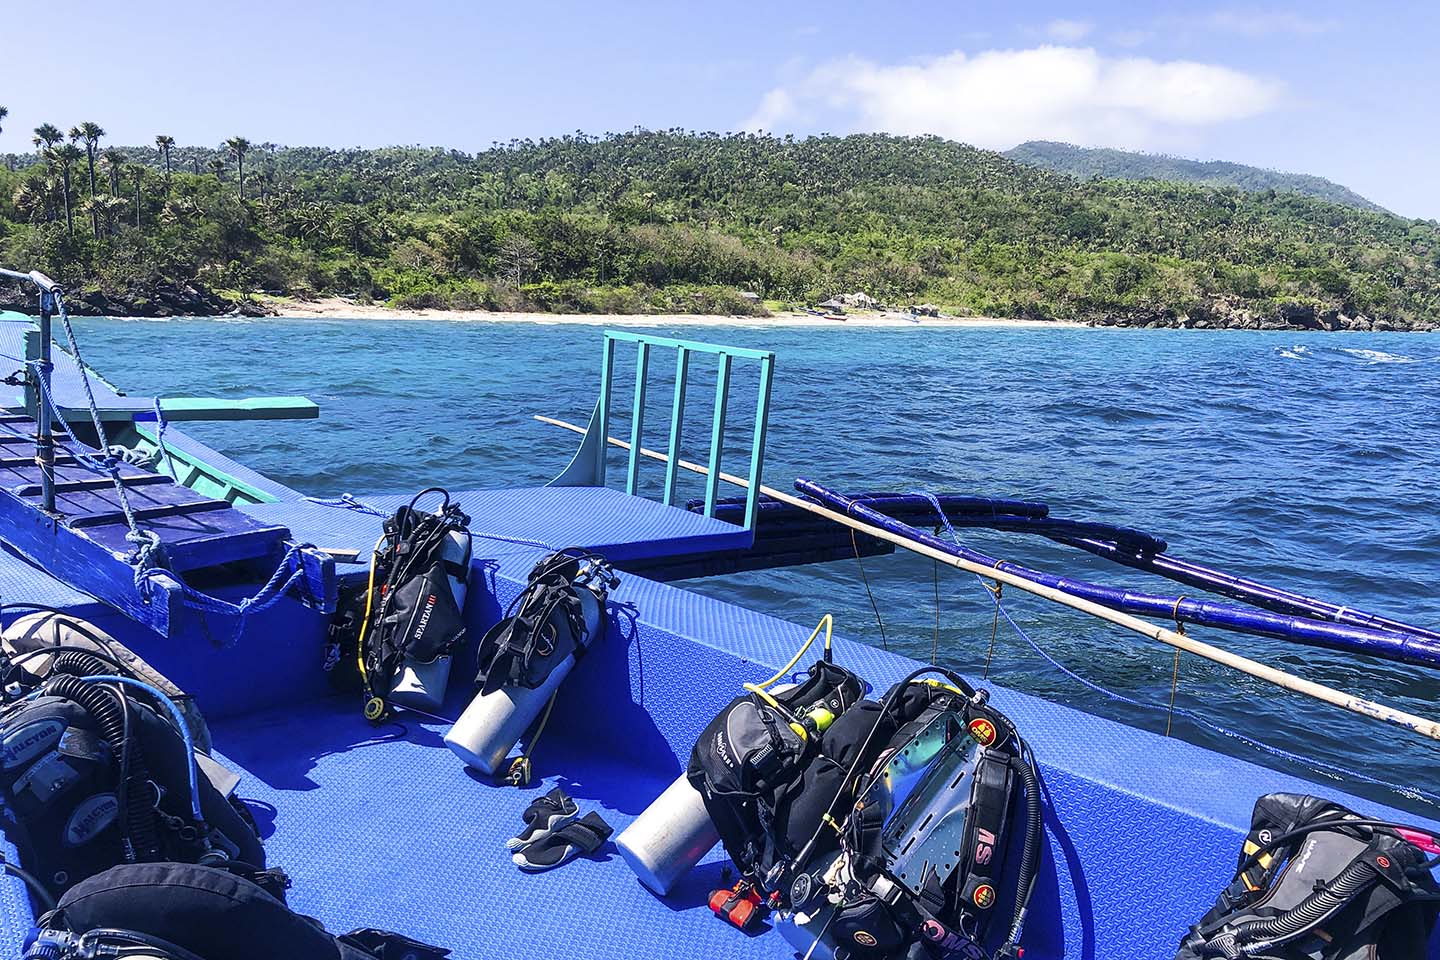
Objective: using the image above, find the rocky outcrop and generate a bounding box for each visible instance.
[0,281,275,318]
[1090,298,1436,332]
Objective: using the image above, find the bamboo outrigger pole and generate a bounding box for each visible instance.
[535,414,1440,742]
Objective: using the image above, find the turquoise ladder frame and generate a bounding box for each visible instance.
[551,331,775,530]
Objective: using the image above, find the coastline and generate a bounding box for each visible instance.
[262,297,1090,328]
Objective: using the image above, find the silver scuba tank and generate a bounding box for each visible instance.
[616,773,722,895]
[615,681,802,895]
[443,576,604,774]
[387,525,471,712]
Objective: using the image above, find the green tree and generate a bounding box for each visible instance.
[102,147,127,195]
[155,134,175,186]
[130,164,144,227]
[226,136,251,200]
[51,143,83,235]
[70,121,105,237]
[31,123,63,151]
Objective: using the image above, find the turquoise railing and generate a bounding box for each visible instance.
[550,331,775,530]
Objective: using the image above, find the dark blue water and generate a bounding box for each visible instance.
[75,318,1440,810]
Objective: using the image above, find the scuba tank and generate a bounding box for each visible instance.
[697,663,1043,960]
[617,772,721,896]
[444,549,616,781]
[357,489,473,718]
[619,616,865,898]
[389,519,471,708]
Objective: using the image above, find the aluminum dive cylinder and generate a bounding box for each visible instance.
[388,526,471,711]
[443,582,602,774]
[616,680,803,895]
[616,773,722,895]
[445,651,574,774]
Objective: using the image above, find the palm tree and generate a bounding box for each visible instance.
[155,135,175,186]
[102,147,127,195]
[208,157,226,181]
[226,137,250,200]
[0,107,8,171]
[71,122,105,237]
[32,123,63,151]
[52,143,82,235]
[130,164,143,227]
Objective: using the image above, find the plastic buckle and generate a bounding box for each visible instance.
[709,883,768,931]
[505,757,532,787]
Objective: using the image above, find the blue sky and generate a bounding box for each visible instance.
[3,0,1437,217]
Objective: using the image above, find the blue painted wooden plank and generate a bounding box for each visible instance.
[0,489,185,634]
[37,482,230,517]
[14,475,173,496]
[66,500,232,528]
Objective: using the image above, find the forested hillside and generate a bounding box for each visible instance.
[1007,141,1383,213]
[2,129,1437,328]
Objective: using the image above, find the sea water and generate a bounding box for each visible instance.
[74,317,1440,810]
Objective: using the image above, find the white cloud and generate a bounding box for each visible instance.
[1192,10,1340,37]
[744,46,1283,151]
[1046,19,1093,42]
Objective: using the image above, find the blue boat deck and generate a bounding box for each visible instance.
[2,482,1438,959]
[243,486,757,573]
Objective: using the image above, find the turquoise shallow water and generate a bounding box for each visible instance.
[69,317,1440,811]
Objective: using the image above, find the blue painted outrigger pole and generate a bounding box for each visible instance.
[797,479,1440,670]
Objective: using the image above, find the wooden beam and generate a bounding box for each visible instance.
[534,413,1440,742]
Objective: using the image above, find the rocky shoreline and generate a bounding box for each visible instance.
[1082,296,1436,332]
[0,283,269,319]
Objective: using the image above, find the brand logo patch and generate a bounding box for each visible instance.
[853,931,878,947]
[1376,855,1392,869]
[64,793,119,846]
[974,827,996,866]
[1,718,66,770]
[972,884,996,909]
[968,717,997,747]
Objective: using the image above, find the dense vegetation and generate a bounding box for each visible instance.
[2,123,1438,328]
[1007,140,1383,213]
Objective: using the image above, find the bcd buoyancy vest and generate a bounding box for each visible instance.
[690,661,1042,960]
[1175,793,1440,960]
[25,862,450,960]
[357,489,473,719]
[473,550,619,696]
[0,647,273,911]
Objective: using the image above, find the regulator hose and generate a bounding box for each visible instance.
[39,673,161,862]
[1001,749,1042,953]
[1210,852,1384,958]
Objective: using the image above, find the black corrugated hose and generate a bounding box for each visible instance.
[44,652,162,861]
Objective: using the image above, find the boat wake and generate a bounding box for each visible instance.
[1276,344,1438,365]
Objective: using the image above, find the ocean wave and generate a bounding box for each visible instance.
[1276,343,1438,365]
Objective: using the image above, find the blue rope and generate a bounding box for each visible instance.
[135,543,310,647]
[303,493,389,517]
[910,490,1440,809]
[304,493,556,550]
[151,397,177,479]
